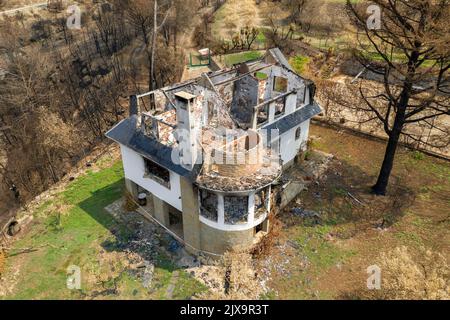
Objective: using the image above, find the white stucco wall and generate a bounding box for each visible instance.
[120,144,182,211]
[279,120,310,165]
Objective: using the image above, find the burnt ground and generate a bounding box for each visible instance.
[256,124,450,299]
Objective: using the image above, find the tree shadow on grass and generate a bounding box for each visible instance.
[280,158,417,237]
[77,179,200,299]
[77,179,125,230]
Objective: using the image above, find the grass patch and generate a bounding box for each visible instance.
[394,231,424,246]
[2,157,205,300]
[289,55,310,74]
[223,50,263,67]
[401,150,450,183]
[255,71,268,80]
[296,225,354,271]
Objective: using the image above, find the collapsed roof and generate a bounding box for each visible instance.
[106,48,321,191]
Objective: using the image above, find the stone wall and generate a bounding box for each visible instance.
[200,222,254,255]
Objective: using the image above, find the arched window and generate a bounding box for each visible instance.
[295,127,302,141]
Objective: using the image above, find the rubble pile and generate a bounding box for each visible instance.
[106,198,274,298]
[196,164,280,192]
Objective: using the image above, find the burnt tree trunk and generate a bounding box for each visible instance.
[372,79,413,195]
[371,40,421,196]
[371,125,402,195]
[371,85,410,195]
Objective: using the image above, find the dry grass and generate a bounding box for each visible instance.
[0,250,5,276]
[196,251,263,300]
[347,246,449,300]
[211,0,268,40]
[265,124,450,299]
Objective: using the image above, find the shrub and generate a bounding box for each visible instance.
[290,55,310,74]
[361,246,449,300]
[411,151,425,161]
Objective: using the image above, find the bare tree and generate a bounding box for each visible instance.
[127,0,172,93]
[347,0,450,195]
[284,0,309,25]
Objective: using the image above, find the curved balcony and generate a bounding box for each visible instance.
[198,185,271,232]
[197,130,281,193]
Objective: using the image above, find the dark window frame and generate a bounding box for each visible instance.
[143,158,171,188]
[273,76,288,93]
[295,127,302,140]
[199,190,219,222]
[224,195,249,225]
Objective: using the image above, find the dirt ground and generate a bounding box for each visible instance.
[211,0,271,40]
[257,123,449,299]
[0,0,46,12]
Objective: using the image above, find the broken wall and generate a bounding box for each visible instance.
[230,75,259,127]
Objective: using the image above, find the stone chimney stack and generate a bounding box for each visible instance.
[174,91,198,171]
[129,95,141,128]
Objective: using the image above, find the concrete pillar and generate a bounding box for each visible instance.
[285,92,297,114]
[125,178,139,199]
[268,102,276,123]
[217,195,225,225]
[180,177,201,255]
[251,110,258,130]
[248,193,255,225]
[153,195,170,227]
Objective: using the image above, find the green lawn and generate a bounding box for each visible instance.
[2,156,206,300]
[223,50,264,67]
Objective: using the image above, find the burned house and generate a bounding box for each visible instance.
[106,48,321,256]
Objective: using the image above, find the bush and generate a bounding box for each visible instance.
[290,55,310,74]
[411,151,425,161]
[360,246,449,300]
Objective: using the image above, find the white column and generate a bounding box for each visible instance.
[248,193,255,225]
[304,86,310,106]
[268,102,276,123]
[218,194,225,226]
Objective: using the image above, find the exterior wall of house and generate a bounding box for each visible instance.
[120,144,182,211]
[200,223,255,255]
[180,177,202,255]
[121,146,271,256]
[264,118,310,167]
[280,120,310,166]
